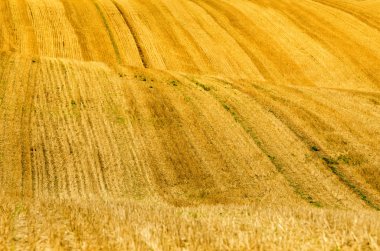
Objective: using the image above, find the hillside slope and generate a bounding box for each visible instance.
[1,0,380,89]
[0,0,380,249]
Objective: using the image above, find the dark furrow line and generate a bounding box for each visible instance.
[29,119,40,197]
[43,61,61,195]
[278,86,380,193]
[91,0,121,64]
[66,62,93,197]
[0,0,16,52]
[0,53,10,109]
[138,78,218,205]
[179,87,248,181]
[310,0,380,32]
[59,0,91,61]
[254,86,380,209]
[28,61,39,197]
[247,0,380,89]
[0,55,9,187]
[54,60,79,197]
[247,82,335,133]
[97,114,121,196]
[91,70,120,195]
[158,1,211,72]
[253,85,377,196]
[23,0,39,55]
[277,84,380,149]
[34,64,53,195]
[85,115,108,195]
[167,74,261,201]
[36,115,52,194]
[143,0,201,71]
[220,99,321,207]
[0,56,19,194]
[61,105,82,197]
[183,76,321,207]
[270,0,379,86]
[41,125,55,194]
[108,123,133,196]
[121,83,158,197]
[230,79,380,211]
[199,0,315,85]
[96,72,130,196]
[102,75,134,194]
[290,1,380,87]
[188,0,274,82]
[20,60,36,197]
[112,0,148,68]
[41,61,58,196]
[19,76,27,195]
[97,151,109,192]
[59,61,86,197]
[74,97,98,196]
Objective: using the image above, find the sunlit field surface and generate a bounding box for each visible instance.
[0,0,380,249]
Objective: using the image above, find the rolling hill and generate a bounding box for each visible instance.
[0,0,380,249]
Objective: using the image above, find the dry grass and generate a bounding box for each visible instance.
[1,195,380,250]
[0,0,380,250]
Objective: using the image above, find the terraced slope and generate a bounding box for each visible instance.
[0,0,380,249]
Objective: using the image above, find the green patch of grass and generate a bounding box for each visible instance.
[311,146,320,152]
[199,190,208,199]
[327,164,379,210]
[322,154,362,167]
[183,76,323,207]
[12,203,24,218]
[319,155,380,211]
[195,81,211,91]
[322,156,338,165]
[220,101,322,208]
[93,1,121,63]
[222,103,230,111]
[267,155,276,161]
[221,102,240,123]
[190,212,198,219]
[337,154,363,166]
[135,74,147,82]
[337,155,351,165]
[116,116,125,124]
[169,80,180,86]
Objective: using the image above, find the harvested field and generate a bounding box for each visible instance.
[0,0,380,250]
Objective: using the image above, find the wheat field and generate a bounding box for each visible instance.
[0,0,380,250]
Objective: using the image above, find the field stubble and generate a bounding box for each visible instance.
[0,0,380,249]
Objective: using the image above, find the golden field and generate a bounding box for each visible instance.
[0,0,380,249]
